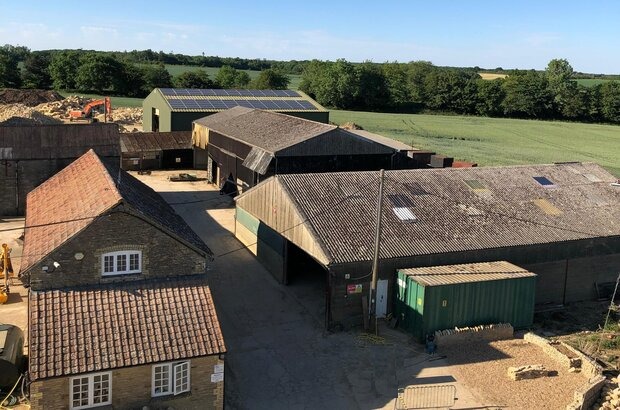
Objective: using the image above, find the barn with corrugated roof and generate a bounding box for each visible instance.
[142,88,329,132]
[120,131,193,170]
[234,162,620,329]
[192,107,428,193]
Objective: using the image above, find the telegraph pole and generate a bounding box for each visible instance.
[369,169,385,334]
[604,272,620,329]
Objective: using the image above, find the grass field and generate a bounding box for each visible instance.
[58,91,143,108]
[478,72,507,80]
[60,90,619,177]
[330,110,620,176]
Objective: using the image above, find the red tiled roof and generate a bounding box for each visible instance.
[21,149,121,272]
[21,149,210,273]
[29,276,226,380]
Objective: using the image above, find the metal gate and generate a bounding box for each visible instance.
[395,385,456,409]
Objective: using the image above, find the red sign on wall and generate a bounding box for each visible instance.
[347,284,363,294]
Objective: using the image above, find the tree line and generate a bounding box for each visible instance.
[299,59,620,123]
[2,44,620,124]
[0,45,290,96]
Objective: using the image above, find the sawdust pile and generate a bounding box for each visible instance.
[340,122,364,130]
[0,104,62,125]
[0,90,142,131]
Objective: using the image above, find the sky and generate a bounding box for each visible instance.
[0,1,619,73]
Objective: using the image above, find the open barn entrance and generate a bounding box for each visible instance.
[285,241,330,327]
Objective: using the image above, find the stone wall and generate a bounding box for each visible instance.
[434,323,514,347]
[27,209,206,290]
[522,332,605,410]
[29,355,224,409]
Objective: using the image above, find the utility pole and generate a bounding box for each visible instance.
[369,169,385,334]
[603,272,620,330]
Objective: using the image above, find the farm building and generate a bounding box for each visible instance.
[395,261,537,341]
[0,123,119,215]
[120,131,193,170]
[22,150,226,409]
[143,88,329,132]
[192,107,424,193]
[234,162,620,329]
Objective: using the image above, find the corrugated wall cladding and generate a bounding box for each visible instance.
[235,179,331,265]
[277,163,620,264]
[0,123,120,159]
[396,267,536,340]
[277,129,395,157]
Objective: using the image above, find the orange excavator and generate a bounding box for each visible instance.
[69,97,112,122]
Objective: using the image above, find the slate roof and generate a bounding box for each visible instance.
[0,123,119,160]
[400,261,536,287]
[120,131,191,153]
[194,106,337,153]
[21,149,210,273]
[29,275,226,380]
[241,163,620,265]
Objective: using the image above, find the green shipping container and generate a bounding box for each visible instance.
[395,261,537,341]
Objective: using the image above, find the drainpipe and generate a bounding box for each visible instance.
[15,161,19,215]
[562,258,569,305]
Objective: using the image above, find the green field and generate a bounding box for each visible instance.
[60,90,619,176]
[155,64,302,89]
[58,91,143,108]
[330,110,620,176]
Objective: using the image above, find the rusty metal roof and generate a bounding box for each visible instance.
[120,131,191,153]
[29,275,226,380]
[400,261,536,286]
[0,123,119,159]
[257,163,620,264]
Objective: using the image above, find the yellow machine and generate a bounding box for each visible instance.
[0,244,13,304]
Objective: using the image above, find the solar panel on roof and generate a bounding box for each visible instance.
[168,99,186,109]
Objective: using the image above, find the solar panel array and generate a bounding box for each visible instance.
[167,98,316,111]
[160,88,300,98]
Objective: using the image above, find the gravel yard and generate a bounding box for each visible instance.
[443,338,589,409]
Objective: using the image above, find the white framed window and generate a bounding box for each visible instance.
[152,361,191,397]
[70,372,111,409]
[101,251,141,276]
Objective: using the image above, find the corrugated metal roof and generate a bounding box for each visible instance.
[242,146,273,174]
[194,106,337,153]
[261,162,620,264]
[120,131,191,153]
[400,261,536,286]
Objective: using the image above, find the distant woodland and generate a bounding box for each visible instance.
[1,45,620,124]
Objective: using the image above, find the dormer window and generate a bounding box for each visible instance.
[102,251,142,276]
